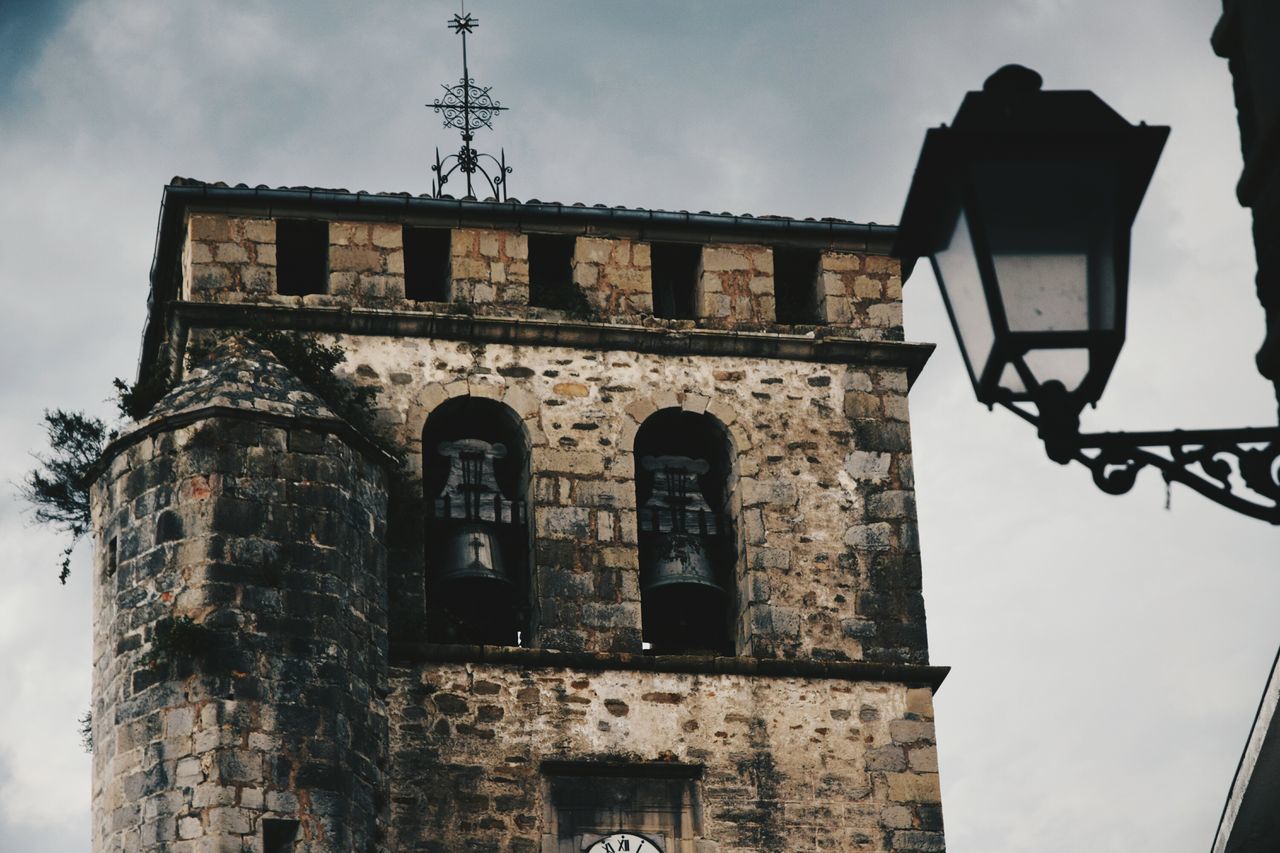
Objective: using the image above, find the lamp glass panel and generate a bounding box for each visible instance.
[1024,348,1091,393]
[997,363,1025,394]
[971,160,1118,336]
[932,208,995,384]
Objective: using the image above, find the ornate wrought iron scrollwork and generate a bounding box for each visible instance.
[997,387,1280,523]
[433,76,505,135]
[425,7,513,200]
[1071,426,1280,523]
[431,144,510,202]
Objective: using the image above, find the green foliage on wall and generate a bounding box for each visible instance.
[20,410,107,583]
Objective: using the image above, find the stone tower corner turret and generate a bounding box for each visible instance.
[89,336,393,851]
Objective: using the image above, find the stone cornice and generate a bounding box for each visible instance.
[168,301,936,383]
[391,642,950,691]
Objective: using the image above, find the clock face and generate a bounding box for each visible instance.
[585,832,660,853]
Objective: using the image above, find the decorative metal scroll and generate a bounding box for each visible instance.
[995,395,1280,523]
[1073,428,1279,523]
[427,8,512,200]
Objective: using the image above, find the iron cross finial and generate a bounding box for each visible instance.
[448,12,477,34]
[428,2,513,200]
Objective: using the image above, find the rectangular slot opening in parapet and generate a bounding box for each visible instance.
[650,242,700,320]
[263,818,300,852]
[404,226,452,302]
[528,233,578,310]
[275,219,329,296]
[773,247,821,324]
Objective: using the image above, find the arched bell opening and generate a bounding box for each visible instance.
[634,408,738,656]
[423,397,531,646]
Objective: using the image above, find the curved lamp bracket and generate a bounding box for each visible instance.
[1000,396,1280,523]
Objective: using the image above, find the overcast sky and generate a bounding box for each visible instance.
[1,1,1276,851]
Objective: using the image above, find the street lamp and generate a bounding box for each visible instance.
[896,65,1280,523]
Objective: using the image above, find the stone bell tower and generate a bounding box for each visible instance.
[88,175,947,851]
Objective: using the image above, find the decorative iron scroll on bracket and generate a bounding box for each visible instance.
[998,386,1280,523]
[428,5,512,200]
[1074,429,1280,522]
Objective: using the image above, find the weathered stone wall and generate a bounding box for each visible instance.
[695,243,776,328]
[179,213,904,338]
[329,335,923,664]
[819,252,905,341]
[328,220,406,308]
[574,236,652,320]
[183,214,277,301]
[386,661,943,853]
[124,207,936,852]
[451,226,530,307]
[90,416,389,851]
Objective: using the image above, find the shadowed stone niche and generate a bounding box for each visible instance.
[634,408,739,656]
[544,763,703,853]
[423,396,533,646]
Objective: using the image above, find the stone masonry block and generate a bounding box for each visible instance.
[888,773,942,805]
[189,242,213,264]
[844,522,895,551]
[889,720,935,744]
[189,215,229,241]
[682,392,711,414]
[845,450,891,481]
[703,397,740,427]
[868,301,904,328]
[844,391,881,420]
[329,222,367,246]
[213,242,249,264]
[867,490,913,520]
[821,271,848,299]
[822,251,862,273]
[574,481,634,510]
[624,398,657,425]
[371,223,403,248]
[906,688,934,720]
[537,507,591,539]
[536,449,605,476]
[865,255,899,274]
[908,746,939,772]
[701,246,751,272]
[740,478,797,507]
[242,218,274,243]
[331,247,383,273]
[576,237,613,265]
[880,804,915,830]
[865,745,907,772]
[501,385,540,420]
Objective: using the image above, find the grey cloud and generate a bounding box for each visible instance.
[1,2,1275,852]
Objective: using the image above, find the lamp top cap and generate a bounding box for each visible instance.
[983,64,1043,95]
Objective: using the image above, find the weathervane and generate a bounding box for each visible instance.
[429,3,512,200]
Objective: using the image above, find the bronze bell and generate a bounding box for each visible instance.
[433,438,515,589]
[438,522,509,586]
[641,533,721,593]
[638,454,724,595]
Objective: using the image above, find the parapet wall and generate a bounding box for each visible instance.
[180,213,904,338]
